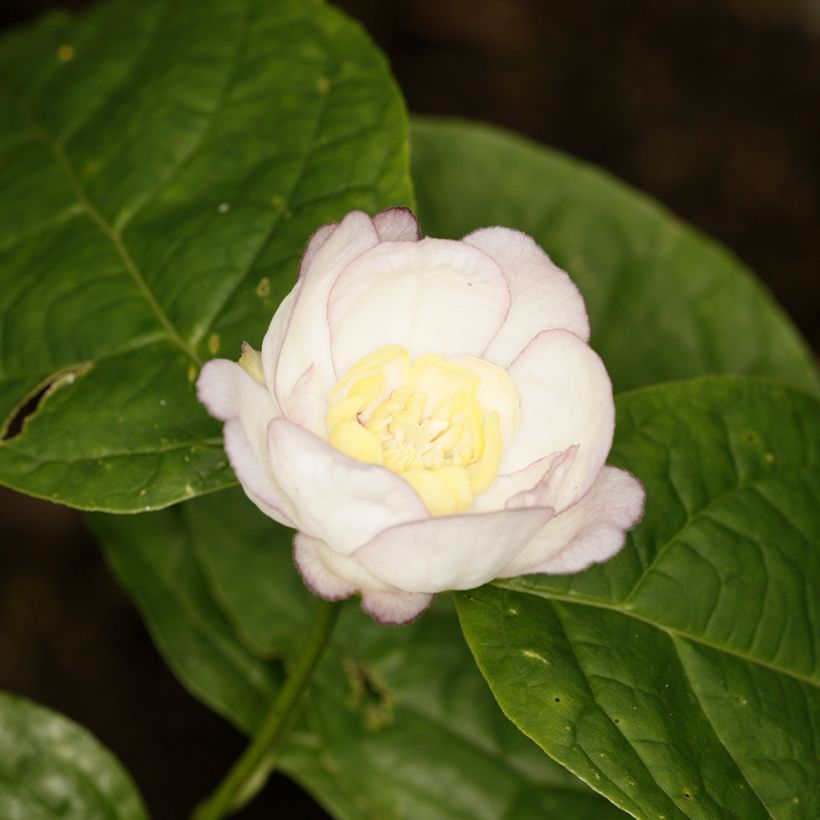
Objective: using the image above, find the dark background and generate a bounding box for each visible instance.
[1,1,818,817]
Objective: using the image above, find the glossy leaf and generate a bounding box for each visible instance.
[0,0,412,511]
[91,490,629,819]
[456,376,820,819]
[0,691,148,819]
[410,117,819,395]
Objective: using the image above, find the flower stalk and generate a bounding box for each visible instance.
[191,599,342,820]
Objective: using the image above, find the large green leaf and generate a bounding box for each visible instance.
[91,491,629,820]
[410,117,819,395]
[0,0,412,512]
[456,376,820,819]
[0,691,148,819]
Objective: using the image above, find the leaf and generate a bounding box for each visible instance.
[410,117,819,395]
[456,376,820,819]
[0,691,149,819]
[0,0,413,512]
[91,490,629,820]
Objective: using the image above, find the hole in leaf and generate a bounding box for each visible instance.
[554,697,561,702]
[1,364,91,442]
[683,792,692,800]
[342,655,394,731]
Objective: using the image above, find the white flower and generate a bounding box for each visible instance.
[197,208,644,624]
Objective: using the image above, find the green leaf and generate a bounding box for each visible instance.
[410,117,819,395]
[0,691,149,819]
[456,376,820,819]
[0,0,412,512]
[91,490,629,820]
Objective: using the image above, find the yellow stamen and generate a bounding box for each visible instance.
[325,346,518,515]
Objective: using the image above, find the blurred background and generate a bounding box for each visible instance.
[1,1,818,817]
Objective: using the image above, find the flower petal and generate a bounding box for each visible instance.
[464,227,590,366]
[505,445,578,510]
[498,466,645,577]
[273,211,380,404]
[373,206,421,242]
[470,455,553,512]
[298,221,338,278]
[293,532,360,600]
[196,360,294,525]
[281,365,327,436]
[223,419,295,526]
[328,237,511,378]
[501,329,614,510]
[293,533,432,624]
[354,506,554,593]
[261,283,301,405]
[361,590,433,625]
[267,418,428,554]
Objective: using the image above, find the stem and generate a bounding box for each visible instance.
[192,599,341,820]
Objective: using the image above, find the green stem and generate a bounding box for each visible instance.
[191,599,341,820]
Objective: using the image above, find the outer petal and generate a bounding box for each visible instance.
[273,211,380,404]
[267,418,428,554]
[261,283,301,404]
[498,466,645,577]
[354,506,554,593]
[196,360,294,525]
[361,590,433,625]
[373,206,421,242]
[298,221,337,278]
[294,533,432,624]
[327,237,511,378]
[465,227,590,366]
[501,329,614,510]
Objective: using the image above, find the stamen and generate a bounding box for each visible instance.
[326,345,518,516]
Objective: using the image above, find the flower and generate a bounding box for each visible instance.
[197,208,644,624]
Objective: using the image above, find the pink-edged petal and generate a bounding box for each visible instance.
[197,360,295,525]
[294,533,432,624]
[471,455,553,512]
[273,211,380,404]
[501,329,614,510]
[293,532,359,600]
[498,466,645,578]
[472,446,576,513]
[506,446,578,509]
[354,506,554,593]
[197,359,279,456]
[281,365,327,436]
[361,590,433,625]
[223,419,296,527]
[327,237,511,378]
[261,283,301,404]
[267,418,428,554]
[465,227,590,366]
[298,221,338,278]
[372,206,421,242]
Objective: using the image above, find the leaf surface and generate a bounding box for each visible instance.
[410,117,819,395]
[92,490,629,820]
[456,376,820,819]
[0,0,412,511]
[0,691,149,820]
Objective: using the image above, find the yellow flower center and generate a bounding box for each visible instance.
[326,345,517,516]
